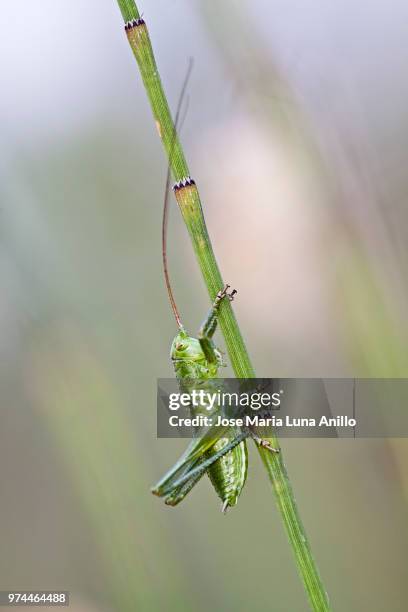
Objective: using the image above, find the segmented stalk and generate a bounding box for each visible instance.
[115,2,331,610]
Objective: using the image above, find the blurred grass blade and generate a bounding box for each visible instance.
[30,335,188,611]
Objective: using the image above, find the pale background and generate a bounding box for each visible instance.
[1,1,408,610]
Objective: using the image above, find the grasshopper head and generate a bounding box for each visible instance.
[171,329,221,378]
[171,329,204,363]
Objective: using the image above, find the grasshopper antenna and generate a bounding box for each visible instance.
[162,58,194,329]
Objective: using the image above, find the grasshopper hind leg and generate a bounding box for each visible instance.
[164,470,205,506]
[153,430,279,509]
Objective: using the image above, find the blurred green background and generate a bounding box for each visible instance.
[1,1,408,610]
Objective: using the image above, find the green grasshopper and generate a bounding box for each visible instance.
[152,67,279,512]
[151,275,279,511]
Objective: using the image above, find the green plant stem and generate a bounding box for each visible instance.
[115,2,331,610]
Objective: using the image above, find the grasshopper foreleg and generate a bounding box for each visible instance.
[198,285,237,364]
[250,434,280,453]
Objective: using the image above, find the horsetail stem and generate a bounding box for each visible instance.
[117,0,140,23]
[115,2,331,610]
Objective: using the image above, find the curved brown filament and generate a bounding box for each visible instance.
[162,58,194,329]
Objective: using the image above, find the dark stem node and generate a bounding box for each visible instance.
[173,177,196,191]
[125,18,145,31]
